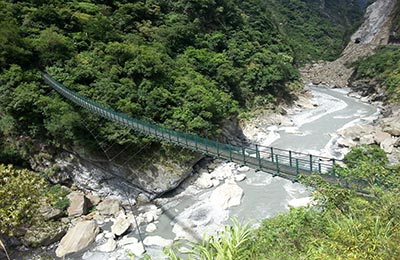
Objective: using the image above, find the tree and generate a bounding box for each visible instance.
[0,164,46,236]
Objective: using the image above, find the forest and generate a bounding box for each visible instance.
[0,0,363,166]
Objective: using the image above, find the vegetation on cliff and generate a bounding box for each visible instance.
[0,0,363,167]
[353,45,400,103]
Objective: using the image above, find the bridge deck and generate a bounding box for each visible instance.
[42,72,340,183]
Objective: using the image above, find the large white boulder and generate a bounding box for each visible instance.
[67,192,89,217]
[97,238,117,252]
[143,236,173,247]
[195,173,214,189]
[380,137,397,154]
[111,213,130,236]
[209,181,243,209]
[97,199,121,216]
[124,242,145,257]
[210,163,235,180]
[56,220,99,257]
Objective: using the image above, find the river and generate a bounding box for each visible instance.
[72,85,378,259]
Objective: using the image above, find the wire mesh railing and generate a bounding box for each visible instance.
[42,72,340,181]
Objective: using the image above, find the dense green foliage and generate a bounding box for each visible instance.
[0,0,363,165]
[0,164,46,236]
[166,146,400,259]
[268,0,364,63]
[353,46,400,103]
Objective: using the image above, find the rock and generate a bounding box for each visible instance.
[143,209,160,223]
[209,182,243,209]
[136,193,150,204]
[95,232,104,242]
[39,204,64,220]
[360,134,375,145]
[143,236,173,247]
[338,125,375,141]
[194,173,213,189]
[337,137,356,148]
[234,174,247,182]
[374,131,392,144]
[126,213,143,228]
[97,238,117,252]
[97,199,121,216]
[124,242,145,257]
[288,197,314,208]
[211,179,220,187]
[237,166,250,173]
[93,213,106,225]
[104,231,115,239]
[87,194,101,206]
[380,137,397,154]
[23,222,66,247]
[382,117,400,136]
[210,163,235,180]
[56,220,99,258]
[145,223,157,233]
[111,213,130,236]
[117,236,138,246]
[67,192,90,217]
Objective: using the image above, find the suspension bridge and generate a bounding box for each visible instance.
[42,72,340,183]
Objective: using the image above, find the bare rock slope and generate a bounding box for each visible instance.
[301,0,398,87]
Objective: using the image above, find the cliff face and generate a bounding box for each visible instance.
[301,0,398,87]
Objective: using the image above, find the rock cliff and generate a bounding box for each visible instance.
[301,0,398,87]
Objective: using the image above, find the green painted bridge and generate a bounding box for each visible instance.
[42,72,340,182]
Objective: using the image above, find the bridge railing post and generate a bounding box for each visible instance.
[256,145,261,168]
[271,147,274,162]
[296,159,299,175]
[242,147,246,165]
[275,154,279,174]
[229,144,232,161]
[318,161,322,174]
[289,150,292,167]
[309,154,313,172]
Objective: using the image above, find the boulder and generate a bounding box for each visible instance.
[86,194,101,206]
[23,222,66,247]
[136,193,150,204]
[288,197,314,208]
[237,166,250,173]
[39,204,63,220]
[111,213,130,236]
[145,223,157,233]
[337,137,356,148]
[380,137,397,154]
[143,236,173,247]
[374,131,392,144]
[67,192,89,217]
[56,220,99,258]
[234,174,247,182]
[143,210,160,223]
[209,182,243,209]
[210,163,235,180]
[97,238,117,252]
[124,242,145,257]
[338,125,375,140]
[360,134,375,145]
[97,199,121,216]
[194,173,213,189]
[382,117,400,136]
